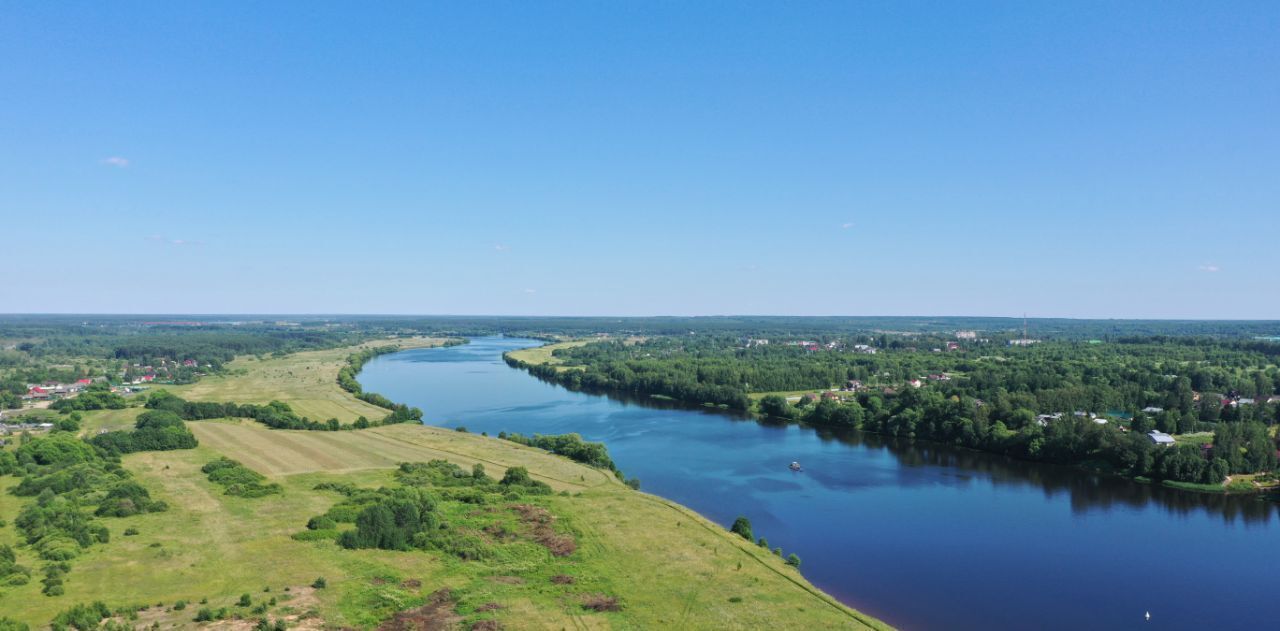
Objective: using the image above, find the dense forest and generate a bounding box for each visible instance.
[509,335,1280,487]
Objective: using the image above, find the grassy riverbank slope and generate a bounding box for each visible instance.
[164,337,448,423]
[1,340,887,630]
[504,340,590,372]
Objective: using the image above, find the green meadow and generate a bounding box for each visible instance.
[0,343,887,630]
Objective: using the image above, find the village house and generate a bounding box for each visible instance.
[820,391,840,401]
[908,379,923,388]
[844,379,864,392]
[955,331,977,340]
[1142,406,1164,414]
[0,421,55,435]
[1035,413,1063,427]
[1147,431,1176,447]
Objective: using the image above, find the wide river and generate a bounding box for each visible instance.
[358,336,1280,630]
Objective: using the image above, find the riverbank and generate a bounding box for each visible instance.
[0,339,888,629]
[359,335,1280,630]
[505,340,1279,498]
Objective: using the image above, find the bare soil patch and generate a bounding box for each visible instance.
[378,588,460,631]
[581,594,623,612]
[510,504,576,557]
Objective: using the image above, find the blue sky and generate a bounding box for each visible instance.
[2,2,1277,318]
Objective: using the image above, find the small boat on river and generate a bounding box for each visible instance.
[789,461,802,472]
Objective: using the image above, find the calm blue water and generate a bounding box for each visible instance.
[359,337,1280,630]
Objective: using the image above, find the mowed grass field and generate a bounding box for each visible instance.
[190,421,615,487]
[505,340,590,372]
[163,337,447,423]
[0,421,885,630]
[77,406,145,434]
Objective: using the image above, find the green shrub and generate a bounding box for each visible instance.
[201,458,281,497]
[0,616,30,631]
[498,466,552,494]
[306,515,336,530]
[49,601,111,630]
[312,576,327,589]
[291,529,339,542]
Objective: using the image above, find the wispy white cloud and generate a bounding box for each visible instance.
[840,222,855,229]
[522,288,537,294]
[101,156,130,168]
[494,244,509,252]
[1198,264,1221,273]
[145,235,203,247]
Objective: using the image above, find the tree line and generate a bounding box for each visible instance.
[144,390,423,431]
[515,336,1280,488]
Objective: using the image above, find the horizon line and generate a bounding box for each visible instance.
[1,312,1279,323]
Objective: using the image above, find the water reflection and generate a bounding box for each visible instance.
[528,368,1280,525]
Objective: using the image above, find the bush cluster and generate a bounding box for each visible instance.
[201,458,282,498]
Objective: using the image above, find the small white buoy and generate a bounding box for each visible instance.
[1145,611,1151,621]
